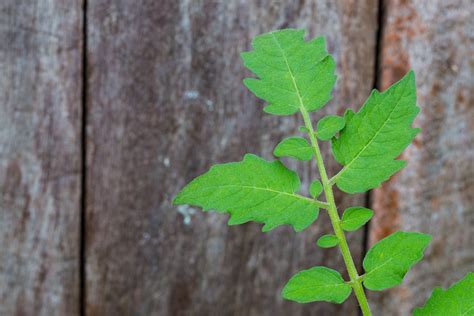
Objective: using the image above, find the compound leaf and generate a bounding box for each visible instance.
[274,137,313,161]
[316,115,345,140]
[317,234,339,248]
[174,154,320,232]
[413,272,474,316]
[340,207,374,232]
[309,179,323,198]
[241,29,336,115]
[363,231,432,291]
[331,71,420,193]
[282,266,352,304]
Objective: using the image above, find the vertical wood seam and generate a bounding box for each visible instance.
[360,0,385,301]
[362,0,385,266]
[80,0,88,315]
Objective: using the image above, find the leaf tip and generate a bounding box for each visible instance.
[227,215,246,227]
[171,195,180,205]
[172,190,186,205]
[240,51,251,62]
[242,77,257,89]
[423,233,433,244]
[261,223,274,233]
[242,153,258,162]
[412,127,421,138]
[399,70,416,89]
[407,69,416,79]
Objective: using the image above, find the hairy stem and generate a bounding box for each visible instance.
[300,108,372,316]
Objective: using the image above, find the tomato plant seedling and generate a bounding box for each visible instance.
[174,29,473,315]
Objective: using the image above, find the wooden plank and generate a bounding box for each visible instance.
[0,1,83,315]
[370,0,474,314]
[85,1,377,314]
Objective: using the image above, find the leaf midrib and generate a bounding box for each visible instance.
[270,33,307,112]
[188,183,322,206]
[342,213,371,227]
[286,282,350,294]
[364,241,424,283]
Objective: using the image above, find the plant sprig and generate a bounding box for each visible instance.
[173,29,472,315]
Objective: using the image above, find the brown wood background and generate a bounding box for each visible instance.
[0,1,472,315]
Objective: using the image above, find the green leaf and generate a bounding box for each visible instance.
[274,137,313,161]
[309,179,323,198]
[316,115,345,140]
[413,273,474,316]
[282,266,352,304]
[340,207,374,232]
[331,71,420,193]
[241,29,336,115]
[363,231,432,291]
[317,234,339,248]
[173,154,320,232]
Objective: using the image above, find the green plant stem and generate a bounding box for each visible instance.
[300,108,372,316]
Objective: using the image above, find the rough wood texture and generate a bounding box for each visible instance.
[85,0,377,315]
[370,0,474,315]
[2,0,472,315]
[0,1,83,315]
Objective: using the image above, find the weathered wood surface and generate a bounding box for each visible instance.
[370,0,474,315]
[1,0,471,315]
[0,1,83,315]
[85,1,377,315]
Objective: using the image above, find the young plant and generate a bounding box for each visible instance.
[173,29,473,315]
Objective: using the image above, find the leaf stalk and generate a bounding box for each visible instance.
[300,107,372,316]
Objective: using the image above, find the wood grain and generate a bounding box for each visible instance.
[0,1,83,315]
[369,0,474,315]
[2,1,471,315]
[85,0,377,315]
